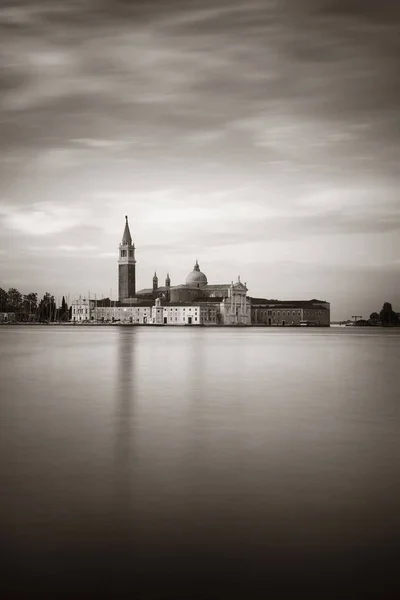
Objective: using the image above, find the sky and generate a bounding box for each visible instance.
[0,0,399,320]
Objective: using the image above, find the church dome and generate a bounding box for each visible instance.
[185,260,208,287]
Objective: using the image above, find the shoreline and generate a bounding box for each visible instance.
[3,321,332,328]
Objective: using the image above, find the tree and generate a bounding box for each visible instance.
[379,302,398,326]
[7,288,22,313]
[23,293,38,315]
[38,293,56,322]
[59,296,69,321]
[0,287,9,312]
[369,312,379,323]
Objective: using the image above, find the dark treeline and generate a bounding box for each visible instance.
[0,288,71,322]
[369,302,399,326]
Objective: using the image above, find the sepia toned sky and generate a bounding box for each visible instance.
[1,0,399,319]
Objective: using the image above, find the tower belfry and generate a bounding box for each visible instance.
[153,271,158,292]
[118,215,136,302]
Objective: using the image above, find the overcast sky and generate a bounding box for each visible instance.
[1,0,399,319]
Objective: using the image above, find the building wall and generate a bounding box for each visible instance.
[170,287,202,304]
[71,297,95,322]
[153,305,202,325]
[0,312,16,322]
[302,307,330,326]
[94,306,151,323]
[199,303,219,325]
[118,263,136,302]
[251,302,330,326]
[252,306,302,326]
[220,288,251,325]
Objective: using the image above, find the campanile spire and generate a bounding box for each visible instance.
[122,215,132,245]
[118,215,136,302]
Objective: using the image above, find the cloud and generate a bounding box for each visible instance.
[0,0,399,317]
[57,244,98,253]
[70,137,159,151]
[0,203,89,236]
[71,138,129,149]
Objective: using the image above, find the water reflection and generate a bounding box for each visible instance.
[110,328,138,535]
[114,328,137,469]
[1,327,399,598]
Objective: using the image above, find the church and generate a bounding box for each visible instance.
[93,216,251,325]
[73,216,330,326]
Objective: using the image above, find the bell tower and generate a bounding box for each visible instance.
[153,271,158,293]
[118,215,136,302]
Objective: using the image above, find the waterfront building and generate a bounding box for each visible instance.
[94,303,152,324]
[71,296,95,322]
[117,216,251,325]
[251,299,330,326]
[72,216,330,326]
[0,312,16,323]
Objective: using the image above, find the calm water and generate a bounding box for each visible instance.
[1,326,399,598]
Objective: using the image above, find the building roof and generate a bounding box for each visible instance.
[170,284,199,290]
[204,284,230,290]
[186,260,208,287]
[96,300,154,308]
[121,215,132,245]
[250,298,329,308]
[158,300,221,307]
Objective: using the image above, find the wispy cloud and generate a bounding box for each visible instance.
[0,203,89,236]
[57,244,98,253]
[0,0,399,318]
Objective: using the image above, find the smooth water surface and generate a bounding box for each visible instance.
[1,326,399,597]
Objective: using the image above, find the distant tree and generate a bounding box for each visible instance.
[23,293,38,314]
[59,296,69,321]
[379,302,398,326]
[7,288,23,313]
[68,305,72,320]
[38,293,57,322]
[369,312,379,323]
[0,287,9,311]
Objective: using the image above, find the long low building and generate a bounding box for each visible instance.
[251,299,330,326]
[90,280,251,325]
[71,294,329,327]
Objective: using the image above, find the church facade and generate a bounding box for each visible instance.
[81,216,330,326]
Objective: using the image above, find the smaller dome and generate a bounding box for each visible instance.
[185,260,208,287]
